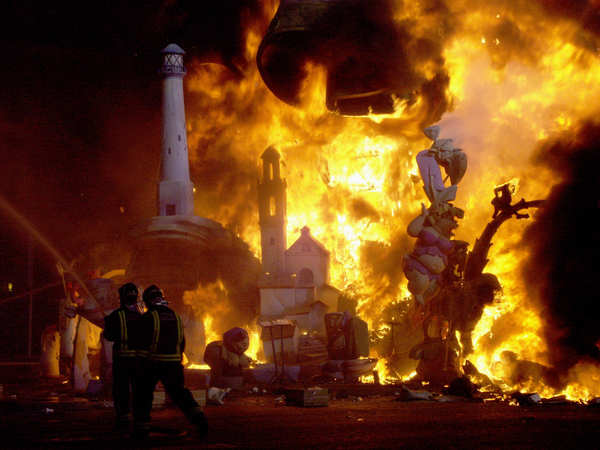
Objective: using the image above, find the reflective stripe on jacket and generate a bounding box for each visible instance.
[104,307,144,359]
[148,309,184,362]
[115,310,138,357]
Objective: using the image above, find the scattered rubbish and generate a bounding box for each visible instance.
[463,360,497,390]
[443,377,476,398]
[512,392,541,406]
[207,387,231,406]
[284,387,329,407]
[482,395,504,404]
[44,408,55,414]
[274,396,285,406]
[539,395,571,406]
[103,401,114,408]
[395,386,434,401]
[437,395,465,403]
[587,398,600,407]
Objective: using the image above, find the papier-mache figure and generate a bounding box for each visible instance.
[404,126,467,305]
[415,126,467,203]
[204,327,251,389]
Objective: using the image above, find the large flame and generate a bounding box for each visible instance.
[183,1,600,398]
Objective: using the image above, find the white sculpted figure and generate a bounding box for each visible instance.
[404,126,467,305]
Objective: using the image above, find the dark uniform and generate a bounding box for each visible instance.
[135,285,207,437]
[103,282,144,428]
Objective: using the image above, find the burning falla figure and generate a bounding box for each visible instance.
[403,126,467,306]
[403,127,543,384]
[403,126,492,383]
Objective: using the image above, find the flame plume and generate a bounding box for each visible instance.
[181,0,600,398]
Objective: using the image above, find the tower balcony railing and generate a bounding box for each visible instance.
[160,64,186,76]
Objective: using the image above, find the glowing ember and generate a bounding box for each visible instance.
[187,363,211,371]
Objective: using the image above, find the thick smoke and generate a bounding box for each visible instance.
[537,0,600,38]
[523,120,600,373]
[259,0,453,121]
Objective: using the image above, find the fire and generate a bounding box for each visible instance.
[183,279,265,363]
[187,363,210,371]
[182,2,600,399]
[246,328,263,362]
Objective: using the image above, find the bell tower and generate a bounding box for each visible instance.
[258,146,287,275]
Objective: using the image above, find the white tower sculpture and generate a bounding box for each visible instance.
[258,146,287,275]
[158,43,194,216]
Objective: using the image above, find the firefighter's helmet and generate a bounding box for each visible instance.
[118,282,138,306]
[142,284,166,307]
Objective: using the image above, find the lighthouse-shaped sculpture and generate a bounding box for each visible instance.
[158,43,194,216]
[127,44,262,364]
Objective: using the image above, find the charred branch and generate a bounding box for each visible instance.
[465,199,544,281]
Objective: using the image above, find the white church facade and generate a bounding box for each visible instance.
[257,147,341,337]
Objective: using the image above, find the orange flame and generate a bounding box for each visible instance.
[182,1,600,399]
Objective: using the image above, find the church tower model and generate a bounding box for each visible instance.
[258,146,287,275]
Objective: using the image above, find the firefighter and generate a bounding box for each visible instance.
[103,282,144,431]
[134,285,208,438]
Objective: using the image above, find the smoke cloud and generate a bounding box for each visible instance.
[523,120,600,373]
[258,0,454,120]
